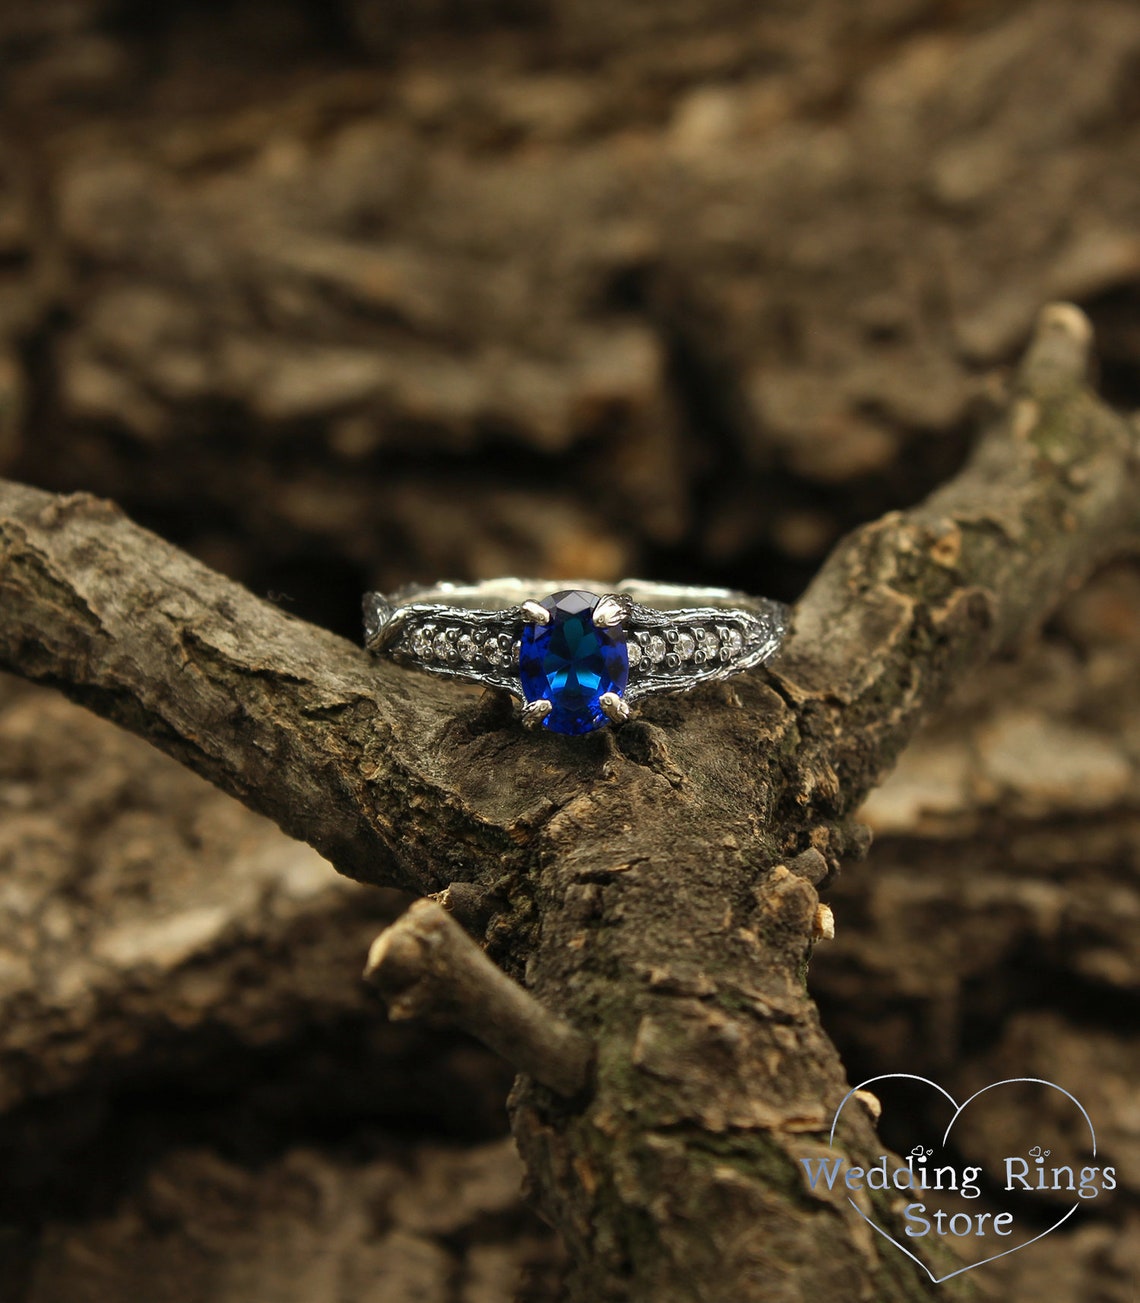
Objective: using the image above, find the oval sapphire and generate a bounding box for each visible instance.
[519,590,629,734]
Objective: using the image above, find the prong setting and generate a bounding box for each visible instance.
[592,594,627,629]
[521,698,553,728]
[521,600,551,625]
[599,692,631,724]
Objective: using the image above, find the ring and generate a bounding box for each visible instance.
[363,579,791,735]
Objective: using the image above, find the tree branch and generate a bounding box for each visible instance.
[1,304,1137,1300]
[365,898,595,1098]
[781,303,1140,810]
[0,480,580,896]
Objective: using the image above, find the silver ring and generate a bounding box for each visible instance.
[363,578,791,735]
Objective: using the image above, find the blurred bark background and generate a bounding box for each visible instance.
[0,1,1138,1300]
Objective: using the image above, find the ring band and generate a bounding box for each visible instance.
[363,578,790,735]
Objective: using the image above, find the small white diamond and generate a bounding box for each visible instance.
[433,630,455,662]
[457,633,477,662]
[627,641,642,668]
[647,634,666,664]
[676,632,696,660]
[411,627,434,657]
[700,630,719,658]
[724,628,744,657]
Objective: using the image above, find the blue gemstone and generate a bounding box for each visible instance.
[519,590,628,735]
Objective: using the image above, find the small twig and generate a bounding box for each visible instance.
[364,898,595,1098]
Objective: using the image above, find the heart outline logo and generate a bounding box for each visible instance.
[829,1073,1097,1284]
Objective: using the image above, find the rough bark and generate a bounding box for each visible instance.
[4,3,1140,1297]
[0,673,552,1302]
[0,672,515,1122]
[7,1,1140,616]
[24,1136,562,1303]
[1,303,1137,1299]
[808,554,1140,1301]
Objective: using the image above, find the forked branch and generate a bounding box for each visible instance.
[1,304,1137,1302]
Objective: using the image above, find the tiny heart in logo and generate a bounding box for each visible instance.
[827,1074,1098,1284]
